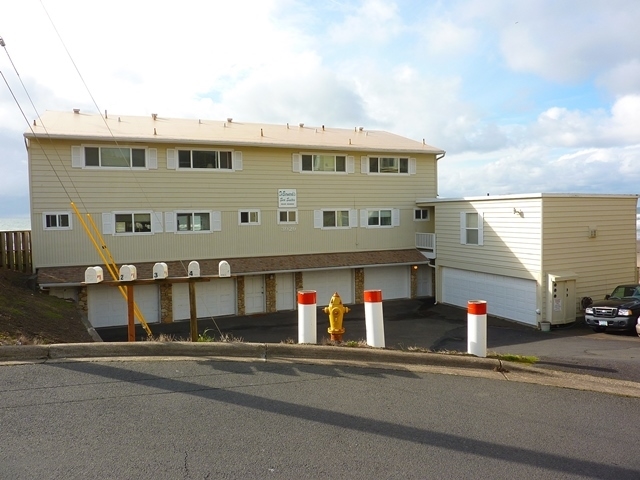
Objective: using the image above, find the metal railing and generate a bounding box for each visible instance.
[415,232,436,258]
[0,230,32,272]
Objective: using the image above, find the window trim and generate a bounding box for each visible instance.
[168,147,240,171]
[164,211,221,233]
[460,211,484,246]
[414,208,430,221]
[292,153,355,174]
[238,209,261,226]
[277,209,298,225]
[360,208,400,228]
[43,212,72,230]
[102,211,162,236]
[314,209,357,229]
[361,156,416,175]
[74,145,152,169]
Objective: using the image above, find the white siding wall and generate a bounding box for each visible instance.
[29,141,438,268]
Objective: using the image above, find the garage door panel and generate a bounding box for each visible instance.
[442,268,536,325]
[303,270,353,305]
[88,285,159,328]
[173,278,236,320]
[364,266,410,300]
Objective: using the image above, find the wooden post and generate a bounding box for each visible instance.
[127,284,135,342]
[189,280,198,342]
[6,233,15,270]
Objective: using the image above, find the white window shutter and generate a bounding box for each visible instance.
[478,212,484,246]
[360,209,368,227]
[292,153,301,173]
[212,211,222,231]
[165,212,176,233]
[349,209,358,228]
[346,156,355,174]
[392,209,400,227]
[148,148,158,169]
[314,210,323,228]
[167,149,177,170]
[151,212,163,233]
[233,151,243,171]
[71,146,83,168]
[102,213,113,235]
[460,212,466,244]
[361,156,369,174]
[409,158,416,174]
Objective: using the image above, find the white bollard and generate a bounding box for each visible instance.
[467,300,487,358]
[297,290,317,344]
[364,290,385,348]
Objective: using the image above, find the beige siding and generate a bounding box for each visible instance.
[541,196,638,311]
[434,198,543,279]
[29,141,437,268]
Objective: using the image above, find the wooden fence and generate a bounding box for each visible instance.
[0,230,32,273]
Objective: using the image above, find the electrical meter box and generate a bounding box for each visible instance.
[119,264,137,282]
[84,266,104,284]
[153,262,168,279]
[547,273,577,325]
[219,260,231,278]
[188,261,200,277]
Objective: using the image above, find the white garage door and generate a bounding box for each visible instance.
[442,268,537,325]
[364,266,410,300]
[173,278,236,320]
[88,284,159,328]
[303,269,353,306]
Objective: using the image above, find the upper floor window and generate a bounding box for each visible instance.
[293,154,354,173]
[460,212,483,245]
[43,212,72,230]
[167,149,242,171]
[178,149,233,169]
[361,156,416,174]
[102,211,162,235]
[164,211,221,233]
[72,146,155,169]
[414,209,430,221]
[239,210,261,225]
[314,209,357,229]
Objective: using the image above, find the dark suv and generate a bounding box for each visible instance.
[584,284,640,333]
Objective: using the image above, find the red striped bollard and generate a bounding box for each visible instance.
[297,290,317,344]
[467,300,487,357]
[364,290,385,347]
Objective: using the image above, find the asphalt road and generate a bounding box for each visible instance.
[1,358,639,479]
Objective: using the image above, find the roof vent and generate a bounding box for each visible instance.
[227,117,233,123]
[151,113,158,120]
[299,123,304,128]
[358,126,364,131]
[73,108,80,114]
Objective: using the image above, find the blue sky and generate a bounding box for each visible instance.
[1,0,639,217]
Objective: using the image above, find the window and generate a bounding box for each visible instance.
[239,210,260,225]
[177,149,233,169]
[314,209,356,228]
[414,209,430,221]
[460,212,483,245]
[361,156,415,174]
[177,212,211,232]
[278,210,298,224]
[43,212,71,230]
[360,208,399,228]
[293,154,354,173]
[115,213,152,234]
[84,147,147,168]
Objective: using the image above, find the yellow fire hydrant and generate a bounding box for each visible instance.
[324,292,350,342]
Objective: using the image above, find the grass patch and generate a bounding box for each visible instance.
[489,353,539,364]
[197,329,243,343]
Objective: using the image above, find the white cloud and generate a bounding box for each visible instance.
[328,0,403,44]
[422,20,478,56]
[596,60,640,96]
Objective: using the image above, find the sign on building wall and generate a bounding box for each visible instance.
[278,189,297,208]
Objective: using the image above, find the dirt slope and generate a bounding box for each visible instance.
[0,268,93,345]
